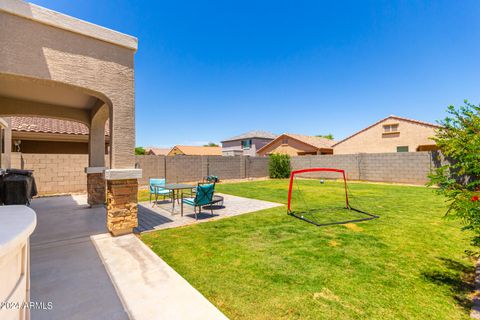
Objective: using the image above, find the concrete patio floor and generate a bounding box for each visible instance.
[30,195,128,320]
[136,193,283,233]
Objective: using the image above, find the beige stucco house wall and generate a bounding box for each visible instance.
[333,115,440,154]
[0,0,136,169]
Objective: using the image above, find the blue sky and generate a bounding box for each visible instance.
[31,1,480,147]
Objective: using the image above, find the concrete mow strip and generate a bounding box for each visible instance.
[91,233,228,320]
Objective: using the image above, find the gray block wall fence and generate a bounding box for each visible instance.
[290,152,438,184]
[136,153,438,186]
[8,152,442,194]
[135,155,269,186]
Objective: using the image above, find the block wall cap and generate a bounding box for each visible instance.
[105,169,142,180]
[85,167,106,174]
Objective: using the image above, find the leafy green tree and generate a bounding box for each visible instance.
[428,101,480,247]
[204,142,219,147]
[316,134,334,140]
[269,154,291,179]
[135,146,146,155]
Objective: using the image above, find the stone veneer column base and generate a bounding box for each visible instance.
[87,173,106,207]
[106,179,138,236]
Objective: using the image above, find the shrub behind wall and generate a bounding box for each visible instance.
[269,154,291,178]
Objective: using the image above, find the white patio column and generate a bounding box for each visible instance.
[0,123,3,169]
[104,98,141,236]
[85,104,109,207]
[0,117,12,169]
[3,117,12,169]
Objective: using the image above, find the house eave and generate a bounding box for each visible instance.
[221,137,275,143]
[12,131,110,143]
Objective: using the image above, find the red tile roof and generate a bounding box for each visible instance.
[10,116,109,136]
[145,147,170,156]
[256,133,335,154]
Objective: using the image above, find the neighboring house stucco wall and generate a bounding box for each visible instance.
[333,118,438,154]
[222,138,273,156]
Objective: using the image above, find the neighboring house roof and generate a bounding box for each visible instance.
[145,147,170,156]
[10,116,110,136]
[284,133,336,149]
[169,145,222,156]
[221,130,278,142]
[332,115,441,147]
[257,133,335,154]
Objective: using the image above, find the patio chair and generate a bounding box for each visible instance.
[181,183,215,219]
[149,178,172,204]
[203,175,219,183]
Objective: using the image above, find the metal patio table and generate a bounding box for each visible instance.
[155,183,195,214]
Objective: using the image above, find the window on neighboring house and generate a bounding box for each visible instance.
[282,138,288,144]
[241,139,252,149]
[383,124,399,133]
[397,146,409,152]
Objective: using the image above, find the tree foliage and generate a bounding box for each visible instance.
[135,147,146,155]
[428,101,480,246]
[204,142,219,147]
[316,134,334,140]
[269,154,291,179]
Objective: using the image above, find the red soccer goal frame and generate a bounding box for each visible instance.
[287,168,349,212]
[287,167,378,226]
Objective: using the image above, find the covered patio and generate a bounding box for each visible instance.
[0,0,141,233]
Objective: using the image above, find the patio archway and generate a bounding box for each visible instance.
[0,74,112,205]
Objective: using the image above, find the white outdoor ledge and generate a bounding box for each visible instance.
[0,205,37,320]
[84,167,106,174]
[0,206,36,258]
[0,0,138,50]
[104,168,142,180]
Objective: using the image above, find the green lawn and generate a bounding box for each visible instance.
[141,179,475,319]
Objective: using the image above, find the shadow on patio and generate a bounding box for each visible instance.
[30,195,128,320]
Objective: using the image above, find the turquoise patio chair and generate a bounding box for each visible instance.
[181,183,215,219]
[149,178,172,204]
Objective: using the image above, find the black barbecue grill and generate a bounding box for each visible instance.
[0,169,38,205]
